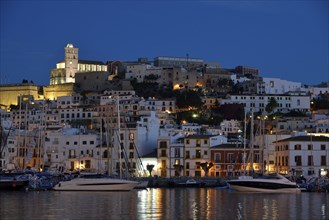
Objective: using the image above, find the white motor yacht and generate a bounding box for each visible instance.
[53,174,139,191]
[227,174,301,193]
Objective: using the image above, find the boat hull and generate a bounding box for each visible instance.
[227,175,301,193]
[53,178,139,191]
[0,179,30,191]
[228,184,301,193]
[134,180,149,189]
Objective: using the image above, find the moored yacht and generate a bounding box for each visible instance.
[53,174,139,191]
[0,172,30,191]
[227,173,301,193]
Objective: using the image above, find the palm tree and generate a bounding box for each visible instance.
[146,164,155,177]
[200,162,214,177]
[173,164,183,176]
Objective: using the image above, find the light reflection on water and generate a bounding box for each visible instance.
[0,189,328,220]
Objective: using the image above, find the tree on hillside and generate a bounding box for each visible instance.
[130,79,160,98]
[175,90,203,109]
[265,97,278,113]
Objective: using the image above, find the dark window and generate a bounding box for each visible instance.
[294,145,301,150]
[161,149,166,157]
[186,151,190,159]
[308,155,313,166]
[160,141,167,148]
[321,156,326,166]
[295,156,302,166]
[196,150,201,158]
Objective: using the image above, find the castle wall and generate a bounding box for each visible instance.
[0,84,39,110]
[43,83,75,100]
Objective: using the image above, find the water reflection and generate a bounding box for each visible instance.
[0,189,328,220]
[136,189,329,220]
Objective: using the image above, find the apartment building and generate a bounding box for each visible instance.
[275,135,329,177]
[210,143,254,177]
[139,97,176,114]
[5,130,44,170]
[125,64,162,83]
[184,135,225,177]
[157,136,185,177]
[224,94,310,114]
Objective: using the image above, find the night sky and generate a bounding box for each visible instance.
[1,0,328,86]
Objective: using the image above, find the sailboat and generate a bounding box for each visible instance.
[53,98,139,191]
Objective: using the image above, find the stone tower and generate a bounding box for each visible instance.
[64,43,78,83]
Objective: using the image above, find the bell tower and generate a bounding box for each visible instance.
[64,43,78,83]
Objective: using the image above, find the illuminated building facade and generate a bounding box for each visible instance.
[50,44,107,85]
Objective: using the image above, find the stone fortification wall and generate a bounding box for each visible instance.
[43,83,75,100]
[0,84,39,109]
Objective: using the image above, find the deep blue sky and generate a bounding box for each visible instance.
[1,0,328,86]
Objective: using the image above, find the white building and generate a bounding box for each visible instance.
[263,77,303,94]
[100,90,136,105]
[125,64,162,83]
[58,107,97,124]
[139,97,176,114]
[220,120,241,136]
[4,129,44,170]
[254,134,291,173]
[230,74,250,84]
[44,128,100,172]
[181,123,202,134]
[314,118,329,133]
[137,111,161,156]
[275,135,329,177]
[223,94,310,114]
[57,96,79,109]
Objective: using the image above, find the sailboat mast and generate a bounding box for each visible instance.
[37,102,44,171]
[105,116,110,175]
[18,95,22,169]
[100,117,102,173]
[250,109,254,174]
[23,102,28,169]
[117,98,122,179]
[243,111,246,176]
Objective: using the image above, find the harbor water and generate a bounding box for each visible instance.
[1,188,328,220]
